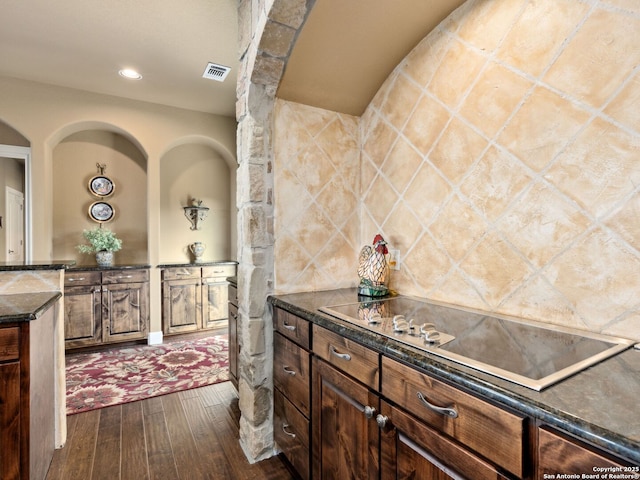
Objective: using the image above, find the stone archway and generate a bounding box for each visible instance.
[235,0,316,462]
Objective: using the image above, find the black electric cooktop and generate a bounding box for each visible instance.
[319,296,635,391]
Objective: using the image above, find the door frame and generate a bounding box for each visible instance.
[0,144,31,262]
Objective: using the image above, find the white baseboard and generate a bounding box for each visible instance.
[148,331,163,345]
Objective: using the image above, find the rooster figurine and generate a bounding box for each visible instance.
[357,234,390,297]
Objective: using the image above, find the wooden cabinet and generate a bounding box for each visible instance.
[228,280,238,388]
[0,302,57,480]
[312,355,380,480]
[161,264,235,335]
[273,309,533,480]
[273,307,312,480]
[538,426,635,476]
[64,268,149,349]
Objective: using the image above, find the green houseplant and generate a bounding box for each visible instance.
[77,226,123,266]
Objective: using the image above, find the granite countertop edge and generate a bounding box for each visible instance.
[0,292,62,323]
[156,261,238,268]
[268,291,640,465]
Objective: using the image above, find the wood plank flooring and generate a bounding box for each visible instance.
[46,381,298,480]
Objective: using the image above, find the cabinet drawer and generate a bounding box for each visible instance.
[382,356,525,478]
[313,325,379,391]
[102,269,149,284]
[274,388,310,480]
[65,271,101,286]
[0,327,19,362]
[538,426,630,474]
[274,333,311,417]
[273,308,310,350]
[202,264,236,279]
[161,267,200,281]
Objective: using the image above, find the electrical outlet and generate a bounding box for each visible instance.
[388,249,401,270]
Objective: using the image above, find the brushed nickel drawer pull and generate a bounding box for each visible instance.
[282,423,296,438]
[282,321,296,331]
[329,345,351,361]
[376,414,389,429]
[417,391,458,418]
[67,277,85,282]
[116,275,133,279]
[283,366,296,376]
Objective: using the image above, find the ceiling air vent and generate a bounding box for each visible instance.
[203,63,230,82]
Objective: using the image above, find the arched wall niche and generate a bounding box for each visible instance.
[51,123,148,266]
[159,137,236,263]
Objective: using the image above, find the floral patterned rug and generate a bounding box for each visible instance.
[65,335,229,415]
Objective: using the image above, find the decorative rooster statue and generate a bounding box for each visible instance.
[357,234,390,297]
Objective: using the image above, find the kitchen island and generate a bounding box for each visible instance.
[0,290,62,479]
[269,288,640,478]
[0,261,73,479]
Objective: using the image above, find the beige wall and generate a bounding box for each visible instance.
[160,143,232,263]
[0,76,237,333]
[274,0,640,342]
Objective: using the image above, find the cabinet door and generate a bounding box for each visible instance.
[379,400,509,480]
[0,360,20,480]
[312,357,379,480]
[202,279,228,329]
[64,284,102,348]
[162,279,202,334]
[228,302,238,388]
[102,281,149,343]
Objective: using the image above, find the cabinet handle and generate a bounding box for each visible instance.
[363,405,376,419]
[282,321,296,331]
[282,423,296,438]
[376,414,389,429]
[283,366,296,376]
[116,275,133,279]
[67,277,85,282]
[329,345,351,361]
[416,391,458,419]
[176,269,191,276]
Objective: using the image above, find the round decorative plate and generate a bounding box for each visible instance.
[88,175,115,197]
[89,202,115,223]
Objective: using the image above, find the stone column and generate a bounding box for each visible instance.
[235,0,316,462]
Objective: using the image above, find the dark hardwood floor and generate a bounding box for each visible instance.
[46,381,298,480]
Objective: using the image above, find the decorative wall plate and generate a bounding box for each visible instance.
[89,202,115,223]
[88,175,115,197]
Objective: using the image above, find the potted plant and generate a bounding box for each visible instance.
[77,226,123,266]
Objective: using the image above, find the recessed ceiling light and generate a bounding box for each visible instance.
[119,69,142,80]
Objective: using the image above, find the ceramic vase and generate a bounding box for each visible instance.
[96,250,113,267]
[189,242,206,263]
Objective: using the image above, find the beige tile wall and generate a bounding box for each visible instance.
[274,0,640,341]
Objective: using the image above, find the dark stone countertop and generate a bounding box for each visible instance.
[268,288,640,465]
[0,291,62,323]
[0,260,75,272]
[156,261,238,268]
[66,263,151,271]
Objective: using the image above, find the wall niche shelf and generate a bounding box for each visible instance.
[183,201,209,230]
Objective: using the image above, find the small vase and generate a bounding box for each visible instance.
[189,242,206,263]
[96,251,113,267]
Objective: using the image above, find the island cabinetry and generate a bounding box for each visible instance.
[227,280,238,388]
[273,307,312,480]
[64,268,149,349]
[537,426,634,476]
[381,356,526,479]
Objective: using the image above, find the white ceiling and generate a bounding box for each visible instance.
[0,0,464,119]
[0,0,239,117]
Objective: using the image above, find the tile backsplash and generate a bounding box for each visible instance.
[274,0,640,341]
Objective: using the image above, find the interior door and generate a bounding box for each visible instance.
[6,186,24,262]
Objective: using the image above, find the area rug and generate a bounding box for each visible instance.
[65,335,229,415]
